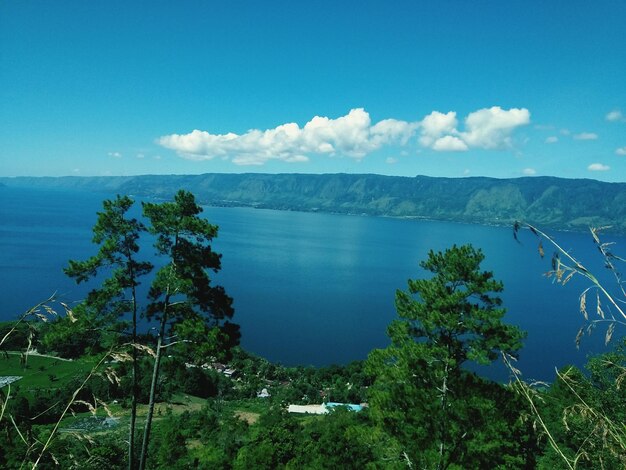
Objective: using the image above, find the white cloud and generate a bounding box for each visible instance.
[545,136,558,144]
[588,163,610,171]
[159,108,418,166]
[418,106,530,152]
[371,119,418,146]
[432,135,468,151]
[616,146,626,156]
[573,132,598,140]
[385,157,398,164]
[560,129,571,136]
[419,111,458,147]
[606,110,624,122]
[159,106,531,165]
[522,168,537,175]
[108,151,122,158]
[460,106,531,149]
[136,153,145,159]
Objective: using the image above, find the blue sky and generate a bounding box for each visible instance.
[1,1,625,180]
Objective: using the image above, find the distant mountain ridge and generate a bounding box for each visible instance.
[2,173,625,234]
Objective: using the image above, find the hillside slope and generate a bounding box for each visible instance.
[3,173,625,233]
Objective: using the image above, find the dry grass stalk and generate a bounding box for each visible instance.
[514,222,626,344]
[30,348,116,469]
[579,290,588,320]
[555,368,626,463]
[130,342,156,358]
[0,294,58,350]
[0,383,10,423]
[502,352,575,469]
[512,222,626,468]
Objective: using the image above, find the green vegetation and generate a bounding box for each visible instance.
[138,190,238,470]
[0,353,93,390]
[2,173,626,233]
[366,245,532,468]
[2,191,626,468]
[510,223,626,468]
[64,194,151,470]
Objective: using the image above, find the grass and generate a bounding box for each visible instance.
[219,397,270,415]
[0,353,94,390]
[52,394,264,438]
[218,398,271,425]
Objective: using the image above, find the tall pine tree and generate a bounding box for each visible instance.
[366,244,530,468]
[65,195,152,470]
[138,190,238,470]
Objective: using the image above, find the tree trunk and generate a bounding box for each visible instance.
[138,304,168,470]
[128,277,138,470]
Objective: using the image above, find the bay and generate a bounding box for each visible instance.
[1,185,622,381]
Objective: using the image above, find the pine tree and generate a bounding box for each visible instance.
[64,195,152,470]
[366,244,528,468]
[138,190,238,470]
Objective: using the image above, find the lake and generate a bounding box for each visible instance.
[1,185,623,381]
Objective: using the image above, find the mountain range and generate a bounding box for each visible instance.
[2,173,625,234]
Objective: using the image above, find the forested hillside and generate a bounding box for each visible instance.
[3,173,626,233]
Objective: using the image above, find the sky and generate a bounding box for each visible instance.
[1,1,625,181]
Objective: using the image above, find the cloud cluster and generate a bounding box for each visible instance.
[616,146,626,156]
[159,109,417,166]
[462,107,531,148]
[588,163,610,171]
[158,107,530,166]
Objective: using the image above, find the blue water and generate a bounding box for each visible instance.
[1,186,623,382]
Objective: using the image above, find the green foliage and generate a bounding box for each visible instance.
[534,342,626,468]
[139,190,239,469]
[0,321,35,351]
[512,223,626,468]
[152,423,188,468]
[292,409,376,469]
[159,358,232,399]
[395,244,525,368]
[366,244,532,468]
[170,316,240,365]
[233,409,300,469]
[39,305,114,358]
[143,190,237,345]
[65,194,152,325]
[64,194,152,470]
[36,432,128,470]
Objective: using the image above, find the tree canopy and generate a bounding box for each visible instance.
[367,244,530,468]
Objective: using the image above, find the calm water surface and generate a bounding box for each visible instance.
[1,186,623,381]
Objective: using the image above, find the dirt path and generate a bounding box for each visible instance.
[5,350,73,361]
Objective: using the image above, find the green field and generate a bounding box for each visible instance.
[0,353,94,390]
